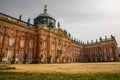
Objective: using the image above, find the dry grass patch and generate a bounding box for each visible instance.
[7,62,120,74]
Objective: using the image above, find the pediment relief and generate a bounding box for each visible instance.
[56,28,70,40]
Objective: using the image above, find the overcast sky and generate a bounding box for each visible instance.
[0,0,120,46]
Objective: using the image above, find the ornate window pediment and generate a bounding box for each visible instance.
[6,28,10,35]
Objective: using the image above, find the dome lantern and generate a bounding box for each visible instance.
[34,4,56,28]
[44,4,47,13]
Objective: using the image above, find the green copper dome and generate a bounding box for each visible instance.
[38,12,53,18]
[34,5,56,28]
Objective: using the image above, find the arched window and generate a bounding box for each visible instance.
[28,50,32,62]
[110,48,112,54]
[19,50,23,62]
[51,53,54,62]
[9,37,15,47]
[43,41,46,48]
[7,50,13,61]
[4,36,8,46]
[52,43,54,50]
[16,38,19,49]
[104,49,106,54]
[109,47,114,61]
[20,39,24,48]
[104,49,107,61]
[58,41,60,50]
[29,40,33,49]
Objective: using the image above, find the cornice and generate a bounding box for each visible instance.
[0,18,36,34]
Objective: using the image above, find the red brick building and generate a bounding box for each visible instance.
[0,5,119,63]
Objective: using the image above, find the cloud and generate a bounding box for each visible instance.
[0,0,120,46]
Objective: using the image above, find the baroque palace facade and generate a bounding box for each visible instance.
[0,5,119,63]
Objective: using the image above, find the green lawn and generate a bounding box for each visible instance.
[0,72,120,80]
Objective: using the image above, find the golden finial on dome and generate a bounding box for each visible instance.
[44,4,47,13]
[44,0,47,13]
